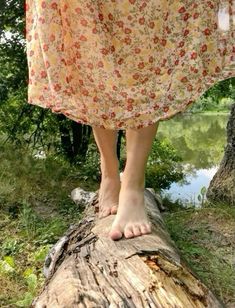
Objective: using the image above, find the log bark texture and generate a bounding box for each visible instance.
[32,188,224,308]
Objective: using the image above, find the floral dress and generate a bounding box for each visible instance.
[25,0,235,129]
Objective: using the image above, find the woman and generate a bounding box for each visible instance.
[25,1,235,240]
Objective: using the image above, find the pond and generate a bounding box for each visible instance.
[157,113,230,206]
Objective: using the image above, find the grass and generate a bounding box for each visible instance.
[0,142,97,307]
[162,200,235,306]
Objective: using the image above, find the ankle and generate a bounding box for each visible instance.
[100,158,120,179]
[121,178,145,191]
[101,175,120,183]
[100,167,120,180]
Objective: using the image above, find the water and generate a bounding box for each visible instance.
[157,113,230,206]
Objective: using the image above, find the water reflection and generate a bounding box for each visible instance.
[217,1,235,31]
[218,3,230,31]
[157,113,229,205]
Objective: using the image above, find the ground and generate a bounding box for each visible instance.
[163,199,235,307]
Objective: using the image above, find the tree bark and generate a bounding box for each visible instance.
[207,103,235,205]
[32,188,224,308]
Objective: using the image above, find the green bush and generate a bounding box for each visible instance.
[146,138,184,191]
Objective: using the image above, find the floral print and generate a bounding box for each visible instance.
[26,0,235,129]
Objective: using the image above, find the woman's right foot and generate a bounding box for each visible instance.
[98,176,121,218]
[109,184,151,240]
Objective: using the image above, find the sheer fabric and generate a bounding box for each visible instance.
[26,1,235,129]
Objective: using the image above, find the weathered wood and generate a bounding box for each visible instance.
[32,188,224,308]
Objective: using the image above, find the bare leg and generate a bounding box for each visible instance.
[109,122,159,240]
[92,126,120,218]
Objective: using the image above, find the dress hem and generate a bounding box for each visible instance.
[27,71,235,130]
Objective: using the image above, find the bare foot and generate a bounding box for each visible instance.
[109,186,151,240]
[98,176,121,218]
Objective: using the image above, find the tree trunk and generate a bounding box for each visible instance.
[32,188,223,308]
[72,122,92,160]
[57,114,74,161]
[57,114,92,163]
[206,103,235,205]
[117,130,124,161]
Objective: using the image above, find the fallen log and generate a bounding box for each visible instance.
[32,187,224,308]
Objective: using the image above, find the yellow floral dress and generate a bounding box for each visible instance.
[25,1,235,129]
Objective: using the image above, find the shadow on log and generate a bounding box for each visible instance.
[32,188,224,308]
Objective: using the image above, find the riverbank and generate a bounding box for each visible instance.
[185,110,230,115]
[162,198,235,307]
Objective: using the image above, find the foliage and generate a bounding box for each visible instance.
[157,113,228,169]
[71,142,101,182]
[188,78,235,113]
[197,186,207,206]
[0,144,90,307]
[0,142,87,306]
[0,0,91,163]
[146,138,184,190]
[0,208,51,307]
[0,141,96,210]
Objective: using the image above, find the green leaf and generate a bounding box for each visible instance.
[0,260,15,273]
[23,267,34,278]
[26,273,37,292]
[201,186,207,196]
[4,255,15,267]
[15,292,34,307]
[33,245,50,262]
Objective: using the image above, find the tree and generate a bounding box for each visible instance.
[206,103,235,205]
[0,0,91,163]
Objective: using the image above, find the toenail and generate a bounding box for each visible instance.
[133,226,141,236]
[146,224,151,233]
[140,225,148,234]
[125,231,134,238]
[109,229,123,241]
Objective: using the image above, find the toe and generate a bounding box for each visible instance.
[144,222,152,234]
[132,225,141,237]
[111,205,118,215]
[109,226,123,241]
[124,226,134,239]
[99,208,111,218]
[140,224,149,235]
